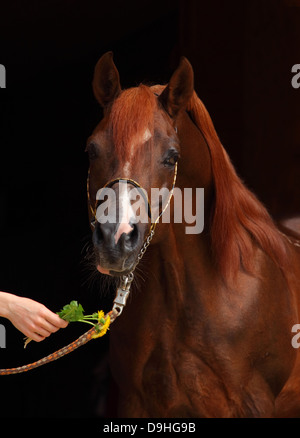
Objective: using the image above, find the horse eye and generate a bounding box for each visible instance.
[86,142,99,160]
[163,152,179,168]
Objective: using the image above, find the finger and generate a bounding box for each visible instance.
[43,310,69,329]
[33,326,52,338]
[29,332,46,343]
[40,319,63,334]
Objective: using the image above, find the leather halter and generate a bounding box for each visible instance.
[97,177,152,220]
[87,162,178,233]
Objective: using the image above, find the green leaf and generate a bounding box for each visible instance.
[57,300,85,322]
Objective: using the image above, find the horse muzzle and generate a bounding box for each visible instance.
[89,177,151,276]
[92,220,145,276]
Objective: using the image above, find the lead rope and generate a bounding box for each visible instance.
[0,162,178,375]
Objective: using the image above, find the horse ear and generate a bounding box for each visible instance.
[159,57,194,118]
[92,51,121,107]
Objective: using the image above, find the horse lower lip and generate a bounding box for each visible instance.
[97,264,132,277]
[96,264,111,275]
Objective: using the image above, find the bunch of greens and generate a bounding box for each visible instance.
[57,300,104,325]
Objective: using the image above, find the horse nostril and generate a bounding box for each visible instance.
[114,221,133,245]
[93,222,114,246]
[92,219,141,254]
[132,222,138,240]
[118,222,138,250]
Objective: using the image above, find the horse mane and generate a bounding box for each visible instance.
[187,91,288,283]
[109,85,157,162]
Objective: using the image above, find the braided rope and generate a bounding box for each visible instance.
[0,310,117,375]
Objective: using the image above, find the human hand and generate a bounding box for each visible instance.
[1,293,68,342]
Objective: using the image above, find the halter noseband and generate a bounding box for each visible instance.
[87,161,178,234]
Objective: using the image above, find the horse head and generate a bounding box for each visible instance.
[86,52,195,276]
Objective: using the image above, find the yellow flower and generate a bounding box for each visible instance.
[98,310,105,320]
[91,312,111,339]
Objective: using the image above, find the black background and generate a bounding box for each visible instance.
[0,0,299,419]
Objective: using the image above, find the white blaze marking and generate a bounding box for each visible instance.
[142,128,152,144]
[123,161,131,176]
[122,129,152,177]
[115,128,152,243]
[114,183,134,244]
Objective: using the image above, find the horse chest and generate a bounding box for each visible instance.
[139,344,234,417]
[111,330,241,417]
[109,267,293,417]
[110,301,284,418]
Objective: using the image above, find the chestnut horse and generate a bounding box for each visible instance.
[86,52,300,417]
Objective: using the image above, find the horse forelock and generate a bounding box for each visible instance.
[109,85,157,163]
[187,91,288,284]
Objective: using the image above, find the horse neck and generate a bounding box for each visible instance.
[133,110,216,312]
[176,110,213,216]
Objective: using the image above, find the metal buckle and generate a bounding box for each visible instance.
[112,274,134,316]
[113,288,130,316]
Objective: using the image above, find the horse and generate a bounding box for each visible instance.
[86,51,300,417]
